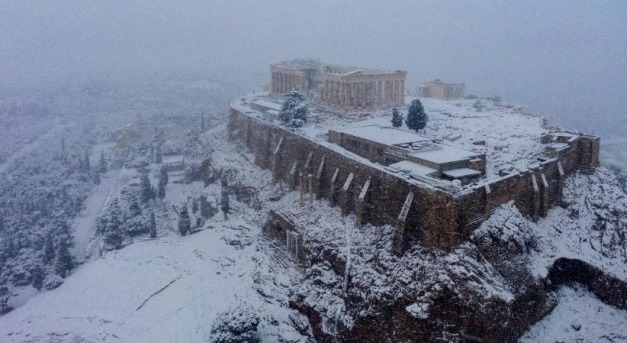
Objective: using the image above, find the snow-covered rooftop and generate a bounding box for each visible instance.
[331,125,428,146]
[236,93,564,184]
[409,144,479,164]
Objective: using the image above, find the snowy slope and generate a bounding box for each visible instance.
[0,219,308,343]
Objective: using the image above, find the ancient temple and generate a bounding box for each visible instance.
[270,59,407,109]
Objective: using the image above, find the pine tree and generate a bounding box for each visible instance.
[31,265,45,291]
[279,89,309,127]
[140,172,154,203]
[150,211,157,238]
[55,240,74,278]
[200,112,206,131]
[178,207,191,236]
[43,233,55,264]
[99,150,107,174]
[405,99,427,132]
[391,107,403,128]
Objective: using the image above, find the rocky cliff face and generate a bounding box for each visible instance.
[276,168,626,342]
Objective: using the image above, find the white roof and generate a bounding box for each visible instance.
[389,160,438,176]
[251,99,283,111]
[409,144,477,164]
[443,168,481,178]
[331,125,429,146]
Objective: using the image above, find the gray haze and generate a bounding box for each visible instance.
[2,1,626,137]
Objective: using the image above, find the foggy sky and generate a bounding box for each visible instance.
[1,1,626,136]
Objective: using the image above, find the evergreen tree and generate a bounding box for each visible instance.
[157,167,168,200]
[83,151,91,173]
[104,199,123,249]
[61,137,66,153]
[155,145,163,164]
[31,265,45,291]
[140,172,154,203]
[150,211,157,238]
[55,240,74,278]
[200,112,206,131]
[129,196,142,217]
[43,233,56,264]
[279,89,309,127]
[178,207,191,236]
[221,191,230,221]
[99,150,107,174]
[405,99,427,132]
[391,107,403,128]
[0,286,11,314]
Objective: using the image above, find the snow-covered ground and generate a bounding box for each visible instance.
[0,216,308,343]
[520,285,627,343]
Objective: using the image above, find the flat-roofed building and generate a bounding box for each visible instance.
[419,79,465,100]
[270,59,407,109]
[329,124,485,184]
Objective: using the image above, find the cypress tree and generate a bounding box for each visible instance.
[221,191,230,221]
[140,172,154,203]
[43,233,55,264]
[157,167,168,200]
[178,207,191,236]
[150,212,157,238]
[55,240,74,278]
[405,99,427,132]
[83,151,91,173]
[391,107,403,128]
[31,265,45,291]
[155,145,163,164]
[99,150,107,173]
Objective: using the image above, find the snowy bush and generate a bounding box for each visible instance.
[43,274,63,290]
[209,302,261,343]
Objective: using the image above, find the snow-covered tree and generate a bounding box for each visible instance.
[279,89,309,128]
[178,207,190,236]
[391,107,403,128]
[102,199,123,249]
[31,264,44,291]
[140,172,154,203]
[43,233,55,265]
[129,196,142,217]
[149,212,157,238]
[83,151,91,173]
[155,145,163,164]
[55,240,73,278]
[0,285,11,314]
[221,192,230,221]
[99,150,107,174]
[157,166,168,200]
[200,112,206,131]
[405,99,427,132]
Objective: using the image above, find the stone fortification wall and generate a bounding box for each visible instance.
[229,107,461,250]
[229,104,600,251]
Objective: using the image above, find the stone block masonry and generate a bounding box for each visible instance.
[229,103,599,252]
